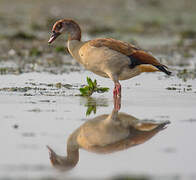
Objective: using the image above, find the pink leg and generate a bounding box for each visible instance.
[113,86,117,97]
[113,95,121,111]
[115,82,121,97]
[113,81,121,111]
[113,82,121,98]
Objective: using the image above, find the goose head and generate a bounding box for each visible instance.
[48,19,81,44]
[47,145,78,171]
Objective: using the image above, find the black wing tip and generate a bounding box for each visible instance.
[156,120,171,130]
[167,71,172,75]
[156,65,172,75]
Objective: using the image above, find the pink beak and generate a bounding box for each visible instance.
[48,32,60,44]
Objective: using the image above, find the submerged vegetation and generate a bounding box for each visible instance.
[112,175,149,180]
[5,31,37,40]
[177,68,196,82]
[29,47,42,57]
[166,83,192,92]
[84,97,108,116]
[179,29,196,39]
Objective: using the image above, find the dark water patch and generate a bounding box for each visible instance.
[0,164,51,171]
[156,115,170,118]
[0,63,80,75]
[22,132,36,137]
[29,48,42,57]
[180,119,196,123]
[26,82,75,89]
[170,84,192,87]
[30,22,44,31]
[88,26,114,35]
[27,108,56,113]
[25,88,75,96]
[179,30,196,39]
[166,83,194,92]
[27,108,41,112]
[0,67,22,75]
[12,124,19,129]
[24,101,37,104]
[0,87,47,93]
[0,82,78,97]
[135,83,141,86]
[18,144,38,149]
[111,175,149,180]
[161,147,177,153]
[3,115,14,119]
[55,117,65,121]
[24,93,34,96]
[116,18,165,36]
[176,68,196,82]
[39,100,56,103]
[0,177,55,180]
[39,100,51,103]
[166,87,181,91]
[4,31,37,40]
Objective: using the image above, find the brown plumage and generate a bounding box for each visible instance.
[48,19,171,97]
[89,38,171,75]
[89,38,139,55]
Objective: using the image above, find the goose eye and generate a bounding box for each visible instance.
[57,23,62,29]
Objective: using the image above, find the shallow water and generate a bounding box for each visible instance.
[0,0,196,179]
[0,71,196,180]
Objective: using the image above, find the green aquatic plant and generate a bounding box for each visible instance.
[79,77,109,97]
[9,31,36,40]
[88,26,114,35]
[29,48,42,57]
[180,30,196,39]
[177,68,196,82]
[83,97,109,116]
[112,175,149,180]
[85,100,97,116]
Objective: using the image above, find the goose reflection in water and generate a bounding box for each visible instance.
[47,97,170,171]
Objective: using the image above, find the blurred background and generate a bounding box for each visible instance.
[0,0,196,77]
[0,0,196,180]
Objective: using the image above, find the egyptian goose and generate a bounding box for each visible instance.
[47,98,170,170]
[48,19,171,97]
